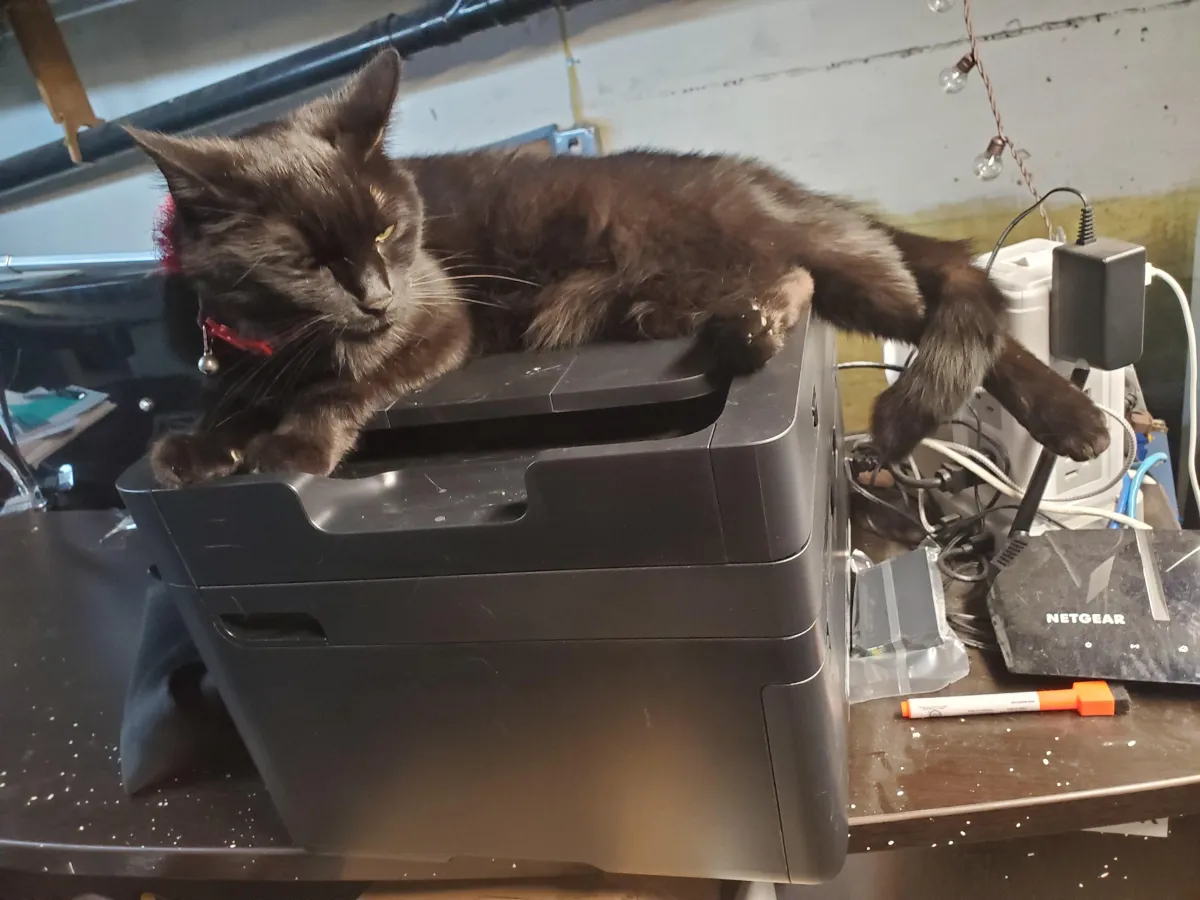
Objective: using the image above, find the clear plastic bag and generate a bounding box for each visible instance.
[848,542,970,704]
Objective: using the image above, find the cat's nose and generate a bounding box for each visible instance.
[358,294,390,316]
[357,270,392,315]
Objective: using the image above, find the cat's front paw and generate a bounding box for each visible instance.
[706,302,795,373]
[150,432,242,488]
[706,270,814,373]
[244,432,335,476]
[705,310,787,373]
[1028,389,1111,461]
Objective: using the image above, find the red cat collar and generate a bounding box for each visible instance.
[202,317,274,356]
[158,197,275,365]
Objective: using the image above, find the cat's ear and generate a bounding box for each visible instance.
[125,127,235,200]
[313,49,402,156]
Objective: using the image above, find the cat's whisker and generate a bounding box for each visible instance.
[209,315,335,414]
[277,317,328,340]
[251,327,327,405]
[277,337,324,400]
[232,252,271,287]
[421,273,541,288]
[269,314,335,350]
[435,258,528,274]
[425,247,523,270]
[211,367,270,420]
[412,293,504,310]
[219,353,289,408]
[423,261,493,275]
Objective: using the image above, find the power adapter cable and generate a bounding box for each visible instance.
[1147,264,1200,518]
[937,463,987,496]
[985,186,1093,278]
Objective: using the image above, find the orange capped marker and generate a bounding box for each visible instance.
[900,681,1131,720]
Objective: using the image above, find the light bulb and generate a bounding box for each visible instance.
[974,137,1006,182]
[939,54,974,94]
[973,153,1004,181]
[940,66,968,93]
[928,0,955,11]
[973,153,1003,181]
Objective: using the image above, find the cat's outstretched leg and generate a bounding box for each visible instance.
[820,225,1109,463]
[983,338,1112,462]
[882,228,1109,462]
[525,272,620,350]
[527,267,814,372]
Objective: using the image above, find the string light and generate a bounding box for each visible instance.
[934,0,1053,231]
[973,137,1006,181]
[939,53,975,93]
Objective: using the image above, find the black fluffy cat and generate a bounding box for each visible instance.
[131,49,1108,487]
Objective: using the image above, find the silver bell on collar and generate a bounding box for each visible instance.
[197,352,220,376]
[197,322,219,375]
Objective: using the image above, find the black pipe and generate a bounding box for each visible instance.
[0,0,592,202]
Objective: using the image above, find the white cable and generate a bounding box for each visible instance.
[1149,264,1200,515]
[923,434,1142,524]
[1046,404,1137,503]
[908,455,936,535]
[932,439,1019,489]
[839,361,1134,504]
[921,438,1151,529]
[922,402,1132,505]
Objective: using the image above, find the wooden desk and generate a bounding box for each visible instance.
[848,646,1200,853]
[848,491,1200,852]
[1,511,1199,884]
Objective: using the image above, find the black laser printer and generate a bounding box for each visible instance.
[118,315,850,884]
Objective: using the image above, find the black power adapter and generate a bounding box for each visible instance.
[1051,237,1147,370]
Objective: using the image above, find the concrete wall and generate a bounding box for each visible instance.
[1,0,1197,421]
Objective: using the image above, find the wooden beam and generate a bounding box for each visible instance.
[2,0,102,163]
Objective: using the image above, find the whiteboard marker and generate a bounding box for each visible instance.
[901,681,1131,719]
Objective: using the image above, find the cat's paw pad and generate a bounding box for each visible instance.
[870,384,939,463]
[750,299,801,338]
[1030,393,1111,461]
[244,433,335,476]
[706,303,790,373]
[150,433,241,488]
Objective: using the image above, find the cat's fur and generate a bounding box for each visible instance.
[132,50,1109,488]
